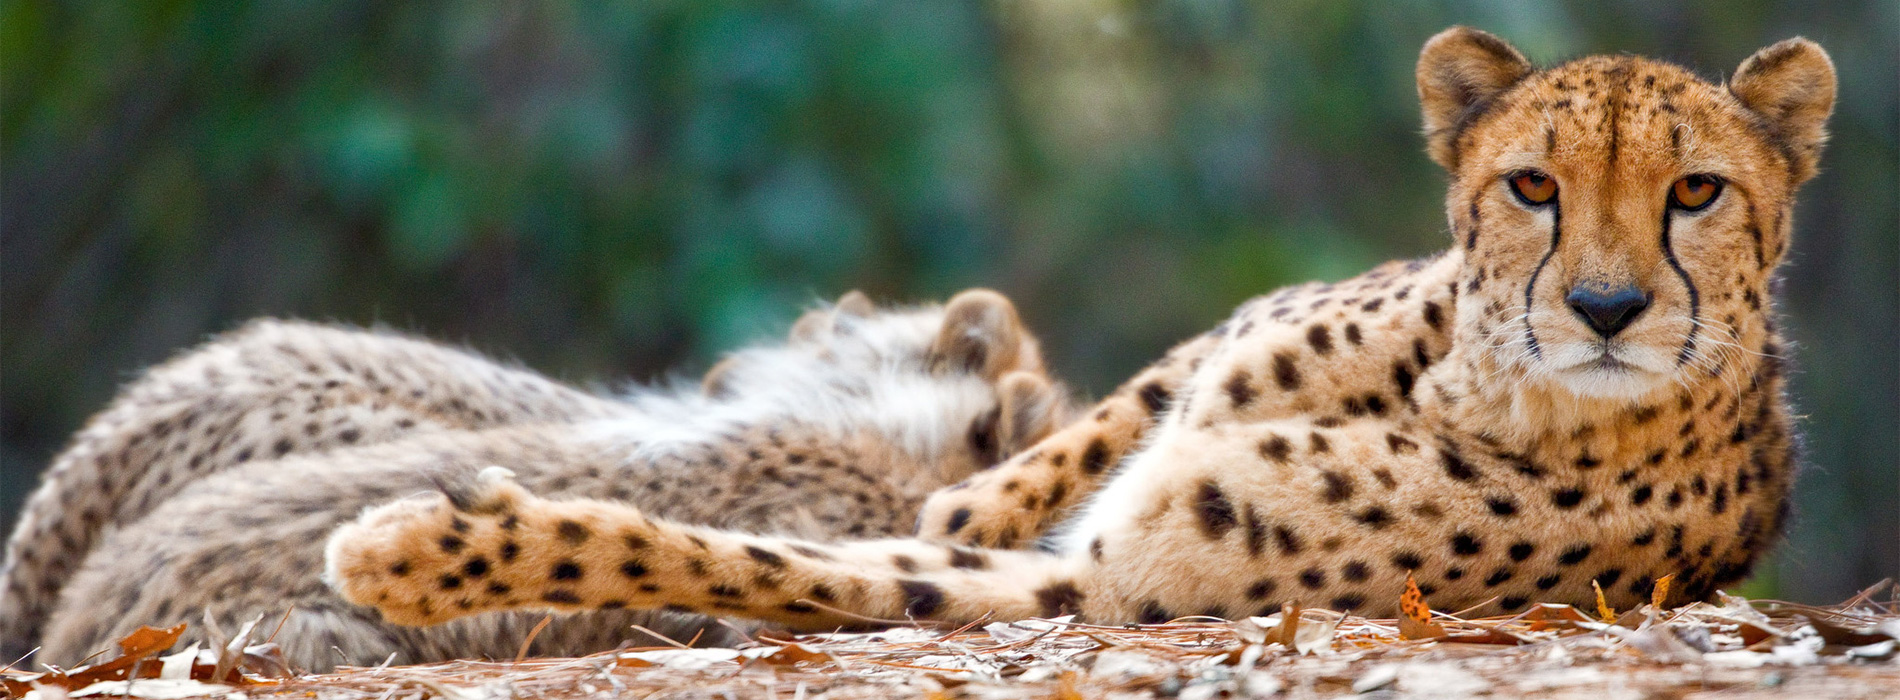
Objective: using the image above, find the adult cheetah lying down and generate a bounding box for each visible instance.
[327,28,1835,630]
[4,290,1071,670]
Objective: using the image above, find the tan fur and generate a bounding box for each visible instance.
[9,291,1071,671]
[328,28,1833,632]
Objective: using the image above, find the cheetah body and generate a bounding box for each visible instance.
[5,291,1069,670]
[324,28,1835,634]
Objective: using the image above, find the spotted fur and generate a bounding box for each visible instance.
[327,29,1831,632]
[12,290,1070,670]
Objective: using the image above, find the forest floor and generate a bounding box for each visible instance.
[8,580,1897,699]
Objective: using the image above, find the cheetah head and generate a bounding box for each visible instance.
[701,289,1075,481]
[1419,28,1834,401]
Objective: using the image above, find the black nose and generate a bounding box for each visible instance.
[1566,284,1651,338]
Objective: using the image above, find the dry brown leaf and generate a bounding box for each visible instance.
[1593,580,1617,623]
[755,644,830,667]
[1651,573,1677,609]
[1398,573,1447,640]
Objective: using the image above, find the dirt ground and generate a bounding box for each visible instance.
[9,584,1897,699]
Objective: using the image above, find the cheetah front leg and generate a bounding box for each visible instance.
[912,334,1221,549]
[326,468,1087,630]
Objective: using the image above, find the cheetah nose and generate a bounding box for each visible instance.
[1565,284,1651,339]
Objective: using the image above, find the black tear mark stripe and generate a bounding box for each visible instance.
[1659,211,1701,365]
[1522,199,1563,360]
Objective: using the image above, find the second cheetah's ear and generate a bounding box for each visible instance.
[929,289,1023,381]
[789,290,877,346]
[834,290,875,318]
[1730,38,1836,184]
[996,371,1066,455]
[1416,26,1533,170]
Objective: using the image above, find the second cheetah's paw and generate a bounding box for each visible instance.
[323,467,552,626]
[915,467,1064,548]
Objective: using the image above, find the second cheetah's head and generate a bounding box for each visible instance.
[1418,27,1834,401]
[701,289,1075,481]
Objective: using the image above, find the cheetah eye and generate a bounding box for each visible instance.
[1669,174,1723,211]
[1507,171,1558,206]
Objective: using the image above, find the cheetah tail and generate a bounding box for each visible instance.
[324,468,1092,630]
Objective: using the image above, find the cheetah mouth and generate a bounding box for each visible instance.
[1549,347,1673,399]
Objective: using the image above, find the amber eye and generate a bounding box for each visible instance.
[1670,174,1723,211]
[1508,171,1558,206]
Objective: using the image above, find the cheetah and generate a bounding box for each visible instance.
[8,290,1070,670]
[326,28,1833,632]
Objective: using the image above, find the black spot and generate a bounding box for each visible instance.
[1035,581,1086,616]
[1386,433,1419,454]
[543,590,581,604]
[1274,526,1304,554]
[1247,579,1278,600]
[449,517,470,533]
[1451,533,1483,556]
[1499,596,1528,611]
[551,561,583,580]
[1137,601,1172,624]
[1343,561,1371,582]
[1574,454,1601,469]
[1345,323,1364,345]
[1194,481,1238,538]
[556,520,591,545]
[1309,432,1331,453]
[1487,496,1518,517]
[501,515,520,531]
[439,574,463,590]
[1558,544,1593,565]
[1138,382,1171,414]
[461,557,489,578]
[1551,488,1585,509]
[899,580,946,617]
[1441,452,1478,481]
[892,555,920,573]
[1225,371,1258,409]
[1306,324,1334,354]
[945,508,972,535]
[1484,569,1514,587]
[1362,298,1385,312]
[1537,574,1562,590]
[1632,529,1657,546]
[1445,567,1465,581]
[499,541,520,562]
[486,582,511,595]
[1355,507,1393,529]
[742,546,787,569]
[1260,435,1292,463]
[1272,352,1301,390]
[709,584,743,598]
[390,561,411,576]
[1595,569,1624,588]
[620,560,648,578]
[439,535,466,554]
[1299,568,1326,589]
[949,548,987,569]
[1330,595,1366,611]
[1319,471,1355,503]
[1508,542,1535,561]
[1631,485,1654,506]
[1422,302,1444,330]
[784,601,818,614]
[1393,364,1416,398]
[1081,439,1111,475]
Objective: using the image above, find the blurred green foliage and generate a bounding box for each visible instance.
[2,1,1893,603]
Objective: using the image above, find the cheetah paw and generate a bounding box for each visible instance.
[915,473,1056,548]
[323,466,547,626]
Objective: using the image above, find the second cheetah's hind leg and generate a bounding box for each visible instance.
[326,468,1093,631]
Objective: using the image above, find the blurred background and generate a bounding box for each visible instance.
[2,1,1893,603]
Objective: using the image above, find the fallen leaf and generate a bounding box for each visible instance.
[1651,573,1676,609]
[1398,573,1447,640]
[1592,580,1616,623]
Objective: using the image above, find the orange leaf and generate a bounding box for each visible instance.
[1651,573,1676,610]
[1592,580,1616,623]
[1397,573,1446,640]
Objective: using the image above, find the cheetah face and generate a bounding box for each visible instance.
[1418,29,1835,400]
[703,289,1074,476]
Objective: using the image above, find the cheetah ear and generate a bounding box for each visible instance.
[701,356,739,398]
[834,290,875,318]
[996,371,1066,454]
[1416,26,1533,170]
[787,309,831,346]
[1730,38,1836,184]
[928,289,1023,380]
